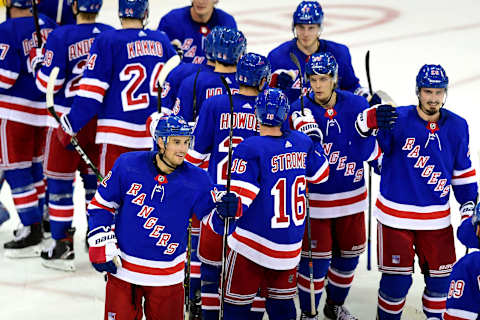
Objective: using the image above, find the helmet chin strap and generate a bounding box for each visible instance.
[157,139,178,171]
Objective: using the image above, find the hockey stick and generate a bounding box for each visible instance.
[31,0,43,47]
[46,67,103,182]
[289,52,305,114]
[157,55,181,113]
[192,67,202,122]
[218,75,235,320]
[56,0,64,24]
[365,50,373,271]
[290,51,317,316]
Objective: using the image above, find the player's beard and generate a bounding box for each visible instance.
[420,102,440,116]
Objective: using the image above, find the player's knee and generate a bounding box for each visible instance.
[299,257,330,278]
[380,274,412,299]
[266,298,296,320]
[424,276,449,296]
[331,256,359,272]
[4,168,33,189]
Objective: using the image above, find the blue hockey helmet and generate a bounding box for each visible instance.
[293,1,324,26]
[212,27,247,65]
[306,52,338,81]
[10,0,32,8]
[416,64,449,93]
[119,0,148,20]
[67,0,102,13]
[154,115,193,145]
[236,53,271,88]
[255,88,290,127]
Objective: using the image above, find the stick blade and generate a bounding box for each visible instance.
[158,55,181,88]
[375,90,397,107]
[46,67,60,108]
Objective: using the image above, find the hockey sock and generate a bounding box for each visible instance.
[250,296,266,319]
[189,233,201,300]
[81,173,97,205]
[32,161,46,217]
[422,276,449,319]
[298,257,330,315]
[223,303,251,320]
[47,178,74,240]
[377,274,412,320]
[4,168,41,225]
[326,256,359,305]
[266,298,296,320]
[201,263,220,320]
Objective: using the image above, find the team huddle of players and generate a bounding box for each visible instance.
[0,0,479,319]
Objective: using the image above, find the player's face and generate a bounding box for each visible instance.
[418,87,445,116]
[309,74,335,103]
[191,0,215,17]
[295,24,320,48]
[163,136,191,166]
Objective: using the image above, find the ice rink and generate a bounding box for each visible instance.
[1,0,480,319]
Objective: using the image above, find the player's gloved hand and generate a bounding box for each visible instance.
[170,39,184,60]
[270,71,295,90]
[216,192,242,220]
[354,86,370,100]
[55,114,75,149]
[88,226,122,274]
[146,111,166,139]
[355,104,398,137]
[473,202,480,239]
[291,109,323,143]
[28,46,45,76]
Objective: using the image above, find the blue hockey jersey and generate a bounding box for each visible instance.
[161,61,214,112]
[0,14,56,126]
[158,6,236,64]
[288,90,380,219]
[174,70,238,123]
[375,106,478,230]
[186,94,258,184]
[36,23,114,127]
[444,251,480,320]
[66,28,177,149]
[227,130,329,270]
[88,151,217,286]
[268,39,360,103]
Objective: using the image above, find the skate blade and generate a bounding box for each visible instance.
[4,245,42,258]
[41,259,76,272]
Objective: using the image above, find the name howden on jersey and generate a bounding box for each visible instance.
[219,112,256,130]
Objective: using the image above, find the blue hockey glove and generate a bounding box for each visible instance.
[457,201,480,249]
[273,71,295,90]
[216,192,241,220]
[291,109,323,143]
[88,226,121,274]
[356,104,398,137]
[474,202,480,239]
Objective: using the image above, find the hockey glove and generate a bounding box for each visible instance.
[355,104,398,137]
[28,46,45,76]
[216,192,242,220]
[171,39,184,60]
[55,114,75,149]
[474,202,480,239]
[88,226,122,274]
[354,86,370,100]
[146,111,165,139]
[271,71,295,90]
[291,109,323,143]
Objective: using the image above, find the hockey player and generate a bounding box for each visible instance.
[442,203,480,320]
[175,26,246,123]
[185,52,271,319]
[268,1,365,104]
[356,64,478,320]
[56,0,177,176]
[87,114,238,320]
[221,88,329,319]
[287,52,384,320]
[161,29,216,113]
[0,0,56,257]
[158,0,237,64]
[33,0,114,271]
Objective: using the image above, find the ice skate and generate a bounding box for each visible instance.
[300,312,319,320]
[4,223,43,258]
[324,303,358,320]
[42,205,51,239]
[41,228,75,272]
[188,294,202,320]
